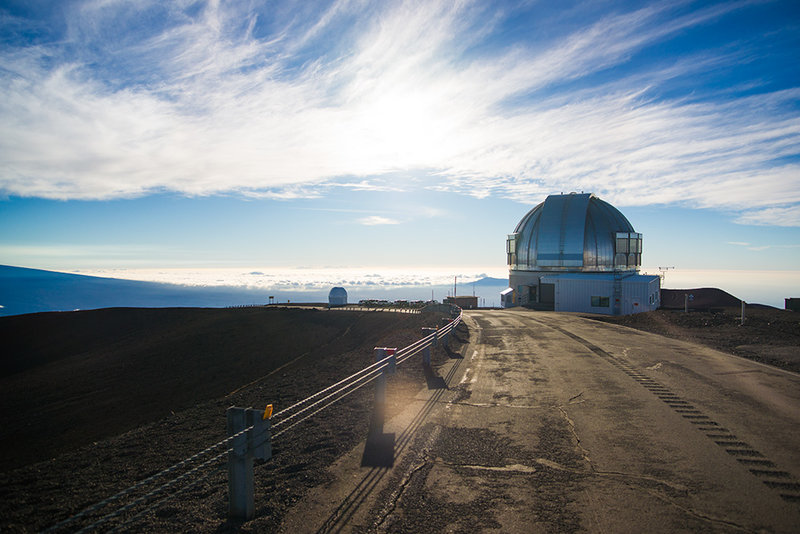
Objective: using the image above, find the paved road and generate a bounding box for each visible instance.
[280,309,800,533]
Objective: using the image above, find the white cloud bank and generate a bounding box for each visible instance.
[72,266,507,292]
[1,1,798,225]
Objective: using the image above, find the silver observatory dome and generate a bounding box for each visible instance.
[328,286,348,306]
[507,192,642,272]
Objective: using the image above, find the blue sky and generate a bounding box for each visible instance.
[1,1,799,291]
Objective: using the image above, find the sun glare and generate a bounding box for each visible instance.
[340,86,454,170]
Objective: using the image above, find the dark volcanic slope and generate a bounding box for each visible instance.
[0,307,431,471]
[660,287,742,309]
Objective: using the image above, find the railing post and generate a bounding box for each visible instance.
[440,318,450,349]
[228,406,272,521]
[247,408,272,463]
[421,328,437,366]
[371,347,396,436]
[228,407,254,521]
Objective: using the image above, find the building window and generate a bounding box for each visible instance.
[615,232,629,253]
[615,232,643,269]
[507,233,519,267]
[591,296,610,307]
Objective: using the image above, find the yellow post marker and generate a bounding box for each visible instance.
[263,404,273,420]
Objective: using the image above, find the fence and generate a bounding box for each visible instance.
[45,306,462,532]
[226,304,422,313]
[271,304,423,314]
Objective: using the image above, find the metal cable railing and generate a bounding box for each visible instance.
[272,361,390,431]
[45,306,462,532]
[108,465,225,533]
[271,354,394,422]
[272,371,382,440]
[43,433,243,533]
[75,451,229,533]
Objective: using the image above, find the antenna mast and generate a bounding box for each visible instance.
[658,266,675,282]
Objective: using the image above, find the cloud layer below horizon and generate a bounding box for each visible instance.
[1,0,798,225]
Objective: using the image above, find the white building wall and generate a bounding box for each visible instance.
[500,288,515,308]
[621,276,660,314]
[542,276,616,315]
[538,273,660,315]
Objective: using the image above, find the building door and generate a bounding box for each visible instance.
[540,283,555,305]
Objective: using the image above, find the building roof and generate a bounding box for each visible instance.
[538,272,659,282]
[509,192,641,272]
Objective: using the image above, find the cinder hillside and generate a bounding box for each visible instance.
[1,306,461,532]
[0,307,444,471]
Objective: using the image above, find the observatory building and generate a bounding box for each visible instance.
[328,287,348,307]
[504,192,659,315]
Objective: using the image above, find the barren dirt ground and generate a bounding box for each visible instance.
[588,306,800,373]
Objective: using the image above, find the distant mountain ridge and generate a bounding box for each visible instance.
[0,266,512,316]
[0,265,289,317]
[471,276,508,286]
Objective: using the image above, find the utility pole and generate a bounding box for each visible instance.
[454,276,457,298]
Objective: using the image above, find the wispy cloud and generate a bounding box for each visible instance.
[736,206,800,227]
[726,240,800,251]
[357,215,400,226]
[330,180,406,192]
[1,1,798,224]
[0,244,170,263]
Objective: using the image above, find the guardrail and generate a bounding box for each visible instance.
[332,306,421,314]
[271,305,423,314]
[45,306,462,531]
[226,304,422,313]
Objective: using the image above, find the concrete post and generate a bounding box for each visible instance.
[421,328,437,366]
[228,406,272,521]
[684,293,689,313]
[228,407,254,520]
[247,408,271,463]
[370,348,396,438]
[374,349,384,402]
[741,300,746,326]
[440,319,451,348]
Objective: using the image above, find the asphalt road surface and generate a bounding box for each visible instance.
[280,308,800,533]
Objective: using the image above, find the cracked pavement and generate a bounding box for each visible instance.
[280,309,800,533]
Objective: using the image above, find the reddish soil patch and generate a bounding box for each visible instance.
[588,306,800,373]
[0,306,461,532]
